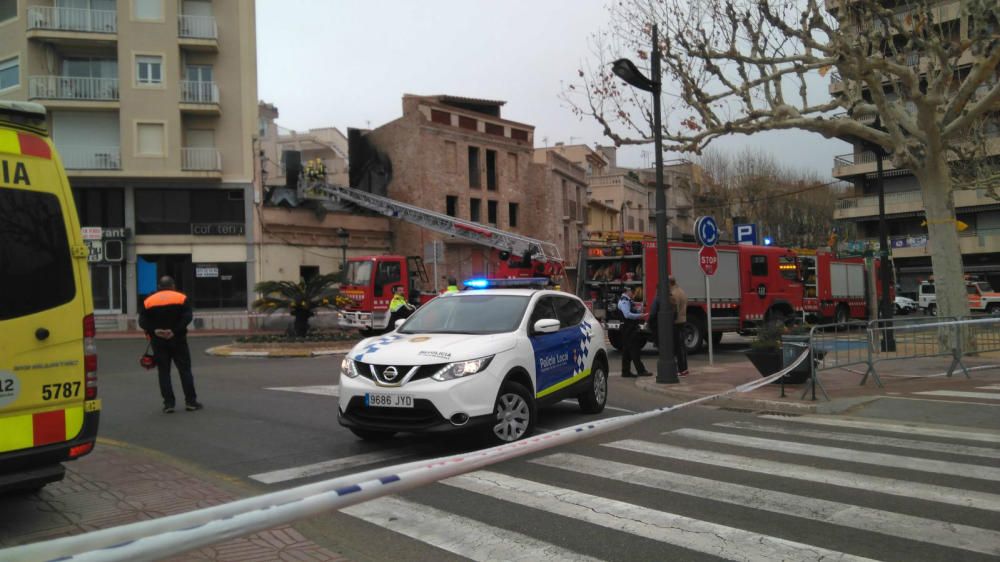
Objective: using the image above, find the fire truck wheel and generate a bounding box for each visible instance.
[683,317,706,354]
[834,304,850,325]
[608,330,622,350]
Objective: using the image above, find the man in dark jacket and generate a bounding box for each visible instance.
[139,276,203,413]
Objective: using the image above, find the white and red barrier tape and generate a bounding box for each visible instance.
[4,351,808,562]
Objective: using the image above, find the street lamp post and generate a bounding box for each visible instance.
[337,227,350,281]
[874,145,896,351]
[612,22,679,384]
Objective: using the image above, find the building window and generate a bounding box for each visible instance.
[508,202,518,227]
[638,219,645,232]
[468,146,481,188]
[431,109,450,125]
[486,150,497,191]
[136,55,162,85]
[446,195,457,217]
[192,262,247,309]
[487,200,498,225]
[0,0,16,23]
[627,216,635,230]
[133,0,163,20]
[485,122,504,136]
[458,115,477,131]
[470,198,481,222]
[136,122,165,155]
[0,56,18,91]
[444,140,457,173]
[258,117,268,137]
[510,128,528,141]
[135,189,244,235]
[73,188,125,228]
[507,152,518,181]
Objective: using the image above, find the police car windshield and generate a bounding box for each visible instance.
[398,294,530,335]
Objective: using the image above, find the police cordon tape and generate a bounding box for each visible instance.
[6,351,808,562]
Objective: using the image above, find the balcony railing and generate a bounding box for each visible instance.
[835,189,923,210]
[60,146,121,170]
[178,14,218,39]
[29,76,119,101]
[833,151,879,168]
[180,80,219,104]
[27,6,117,34]
[182,147,221,171]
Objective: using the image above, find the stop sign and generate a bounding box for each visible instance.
[699,246,718,276]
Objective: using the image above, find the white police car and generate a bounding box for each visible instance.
[338,280,609,443]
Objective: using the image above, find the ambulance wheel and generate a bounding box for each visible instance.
[578,359,608,414]
[489,381,535,443]
[607,330,622,350]
[834,304,850,325]
[350,428,396,441]
[712,331,724,346]
[927,304,937,316]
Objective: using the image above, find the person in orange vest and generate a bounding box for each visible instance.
[139,276,203,414]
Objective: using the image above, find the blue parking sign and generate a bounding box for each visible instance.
[735,223,757,245]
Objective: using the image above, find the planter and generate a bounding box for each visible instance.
[745,348,783,376]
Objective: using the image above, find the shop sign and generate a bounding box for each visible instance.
[192,223,245,236]
[196,265,220,278]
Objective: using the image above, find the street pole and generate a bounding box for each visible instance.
[651,23,679,384]
[875,147,896,351]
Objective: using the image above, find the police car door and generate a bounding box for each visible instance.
[528,296,575,397]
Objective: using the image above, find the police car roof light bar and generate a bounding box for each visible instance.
[463,277,551,289]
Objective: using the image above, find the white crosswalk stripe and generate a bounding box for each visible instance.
[342,496,601,562]
[669,428,1000,480]
[604,439,1000,512]
[714,420,1000,459]
[914,390,1000,400]
[442,471,875,562]
[977,384,1000,390]
[264,384,339,397]
[322,414,1000,560]
[249,449,414,484]
[758,414,1000,444]
[531,453,1000,556]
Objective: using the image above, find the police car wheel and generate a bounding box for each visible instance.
[490,381,534,443]
[578,361,608,414]
[349,428,396,441]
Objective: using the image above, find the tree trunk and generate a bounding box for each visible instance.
[292,311,312,338]
[915,155,969,321]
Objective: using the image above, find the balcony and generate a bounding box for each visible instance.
[182,147,221,172]
[29,76,119,105]
[180,80,220,114]
[26,6,117,43]
[834,189,924,220]
[60,146,121,170]
[178,14,218,50]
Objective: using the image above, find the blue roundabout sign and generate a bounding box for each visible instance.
[695,216,719,247]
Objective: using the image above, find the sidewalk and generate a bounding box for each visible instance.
[0,440,348,561]
[632,352,1000,414]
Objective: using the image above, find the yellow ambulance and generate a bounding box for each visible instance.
[0,101,100,493]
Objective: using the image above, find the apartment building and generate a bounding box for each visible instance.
[254,101,391,285]
[355,94,548,282]
[829,0,1000,293]
[0,0,257,329]
[529,148,588,288]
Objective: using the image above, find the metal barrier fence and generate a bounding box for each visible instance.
[804,315,1000,401]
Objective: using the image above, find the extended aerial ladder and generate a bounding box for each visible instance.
[298,180,563,264]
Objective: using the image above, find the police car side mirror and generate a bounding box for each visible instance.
[394,318,406,329]
[533,318,560,334]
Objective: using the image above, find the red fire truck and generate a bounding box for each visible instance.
[796,249,893,323]
[301,182,564,334]
[578,240,804,353]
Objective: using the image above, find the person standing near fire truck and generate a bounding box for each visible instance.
[618,287,651,377]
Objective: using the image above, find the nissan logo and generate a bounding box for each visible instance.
[382,366,399,382]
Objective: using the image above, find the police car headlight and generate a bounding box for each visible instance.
[432,356,494,382]
[341,357,360,378]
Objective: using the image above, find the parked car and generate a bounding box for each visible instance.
[894,296,918,315]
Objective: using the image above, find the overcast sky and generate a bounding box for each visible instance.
[257,0,850,179]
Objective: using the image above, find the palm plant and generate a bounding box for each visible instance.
[253,273,340,337]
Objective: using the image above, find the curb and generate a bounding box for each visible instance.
[633,378,878,415]
[206,345,355,358]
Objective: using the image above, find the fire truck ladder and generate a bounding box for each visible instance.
[300,181,563,263]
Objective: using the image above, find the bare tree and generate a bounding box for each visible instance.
[566,0,1000,319]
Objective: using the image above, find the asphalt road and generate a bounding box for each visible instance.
[56,338,1000,560]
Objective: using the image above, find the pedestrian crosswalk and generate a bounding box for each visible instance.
[326,413,1000,561]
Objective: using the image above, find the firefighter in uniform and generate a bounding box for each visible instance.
[139,276,203,413]
[443,277,460,294]
[617,286,651,377]
[388,285,415,328]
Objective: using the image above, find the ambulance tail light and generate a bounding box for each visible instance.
[69,441,94,459]
[83,314,98,399]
